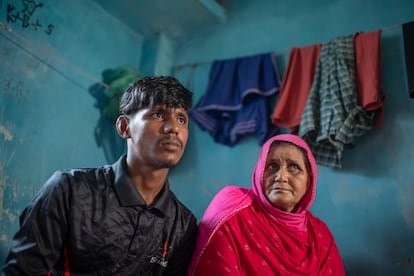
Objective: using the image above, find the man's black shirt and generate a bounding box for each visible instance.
[2,155,198,275]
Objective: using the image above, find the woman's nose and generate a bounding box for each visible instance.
[274,167,288,181]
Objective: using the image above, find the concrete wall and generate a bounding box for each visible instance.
[169,0,414,275]
[0,0,143,264]
[1,0,414,275]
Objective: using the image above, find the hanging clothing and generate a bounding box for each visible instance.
[402,21,414,98]
[354,30,385,127]
[299,35,374,168]
[190,53,281,146]
[188,134,345,276]
[271,44,322,134]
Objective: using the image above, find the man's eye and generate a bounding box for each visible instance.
[152,112,163,119]
[177,116,186,125]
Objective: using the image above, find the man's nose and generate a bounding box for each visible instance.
[163,119,179,134]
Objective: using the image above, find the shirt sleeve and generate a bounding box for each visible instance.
[1,171,70,275]
[193,222,241,276]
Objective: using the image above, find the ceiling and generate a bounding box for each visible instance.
[96,0,228,40]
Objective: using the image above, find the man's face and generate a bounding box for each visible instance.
[125,104,189,169]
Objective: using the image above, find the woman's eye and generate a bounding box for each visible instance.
[267,163,279,171]
[289,164,300,171]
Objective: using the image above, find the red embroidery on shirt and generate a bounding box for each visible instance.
[161,242,170,257]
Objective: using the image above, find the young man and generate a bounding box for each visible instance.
[1,76,198,275]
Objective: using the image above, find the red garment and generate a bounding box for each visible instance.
[354,30,385,127]
[188,134,345,276]
[194,198,343,276]
[273,31,385,131]
[271,45,321,133]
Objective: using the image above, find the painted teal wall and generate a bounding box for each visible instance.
[0,0,143,265]
[1,0,414,275]
[169,0,414,275]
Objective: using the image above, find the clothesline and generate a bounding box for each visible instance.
[184,26,389,167]
[174,23,402,70]
[0,20,402,87]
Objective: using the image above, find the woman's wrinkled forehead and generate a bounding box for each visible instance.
[267,141,311,172]
[262,135,313,162]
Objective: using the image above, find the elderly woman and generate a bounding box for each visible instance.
[188,134,345,275]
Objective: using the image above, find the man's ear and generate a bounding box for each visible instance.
[116,115,130,139]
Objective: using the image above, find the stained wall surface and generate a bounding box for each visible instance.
[0,0,142,265]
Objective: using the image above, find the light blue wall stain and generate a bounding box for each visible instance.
[0,0,143,265]
[1,0,414,275]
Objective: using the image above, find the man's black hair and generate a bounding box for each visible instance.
[119,76,193,115]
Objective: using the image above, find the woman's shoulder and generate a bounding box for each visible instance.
[209,185,252,210]
[200,186,253,226]
[215,185,250,198]
[306,211,335,236]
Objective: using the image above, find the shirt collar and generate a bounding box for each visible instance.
[112,155,172,216]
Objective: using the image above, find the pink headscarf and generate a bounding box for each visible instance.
[252,133,318,231]
[187,134,318,275]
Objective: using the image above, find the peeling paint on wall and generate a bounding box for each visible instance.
[0,234,8,242]
[1,208,16,223]
[401,186,414,229]
[0,125,13,141]
[0,163,6,221]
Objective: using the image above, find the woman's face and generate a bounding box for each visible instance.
[262,142,309,213]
